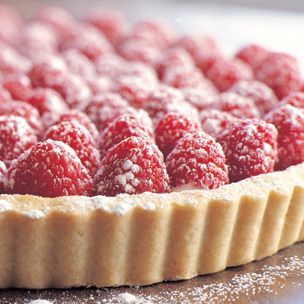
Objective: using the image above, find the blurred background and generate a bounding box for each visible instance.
[0,0,303,66]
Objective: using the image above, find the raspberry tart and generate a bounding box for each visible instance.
[0,5,304,289]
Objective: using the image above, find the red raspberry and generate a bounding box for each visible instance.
[265,105,304,170]
[0,89,11,103]
[83,9,125,44]
[0,5,23,45]
[62,49,96,80]
[166,131,229,190]
[255,52,302,99]
[217,119,278,182]
[121,62,158,85]
[0,115,37,165]
[6,139,93,197]
[1,74,32,101]
[229,80,278,115]
[162,66,204,89]
[95,53,127,79]
[62,25,113,61]
[206,58,253,92]
[26,88,69,127]
[155,112,200,158]
[0,100,43,134]
[212,92,259,119]
[127,20,173,48]
[156,47,195,78]
[172,34,219,58]
[235,44,269,69]
[28,56,68,88]
[0,41,31,76]
[95,136,170,196]
[44,120,100,177]
[195,52,223,74]
[142,86,199,123]
[98,113,154,159]
[118,39,160,66]
[0,160,7,193]
[113,75,156,108]
[86,76,112,95]
[47,73,92,110]
[85,93,129,131]
[34,6,77,42]
[200,109,237,138]
[277,92,304,109]
[181,87,217,111]
[52,109,99,141]
[19,22,58,62]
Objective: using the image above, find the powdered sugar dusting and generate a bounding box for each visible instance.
[24,210,45,219]
[0,199,11,212]
[28,300,53,304]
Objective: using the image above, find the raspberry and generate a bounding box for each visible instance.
[44,120,100,177]
[114,75,156,108]
[51,109,99,141]
[166,131,228,190]
[26,88,68,127]
[0,41,31,76]
[98,113,154,159]
[217,119,278,182]
[118,39,160,66]
[0,5,23,45]
[265,105,304,170]
[278,92,304,109]
[127,20,173,48]
[235,44,269,69]
[255,52,302,99]
[62,25,113,61]
[229,80,278,115]
[0,116,37,165]
[86,76,112,95]
[195,52,223,74]
[157,48,195,78]
[95,136,170,196]
[49,73,92,110]
[28,56,68,88]
[83,9,125,43]
[200,109,237,138]
[155,112,200,158]
[162,66,204,89]
[142,86,199,123]
[0,160,7,193]
[122,62,158,85]
[172,34,219,58]
[211,92,259,119]
[1,74,32,101]
[20,22,58,62]
[181,87,217,111]
[206,58,253,92]
[0,100,43,134]
[95,53,127,79]
[62,49,96,80]
[34,6,77,42]
[85,93,129,131]
[0,89,11,103]
[6,139,93,197]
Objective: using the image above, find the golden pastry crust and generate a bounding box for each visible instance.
[0,163,304,288]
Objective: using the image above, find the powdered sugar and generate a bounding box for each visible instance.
[24,210,45,219]
[0,199,11,212]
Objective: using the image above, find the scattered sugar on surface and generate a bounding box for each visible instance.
[0,199,11,212]
[24,210,45,219]
[28,300,53,304]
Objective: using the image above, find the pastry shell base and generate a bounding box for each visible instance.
[1,163,304,288]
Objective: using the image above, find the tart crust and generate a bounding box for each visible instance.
[1,163,304,288]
